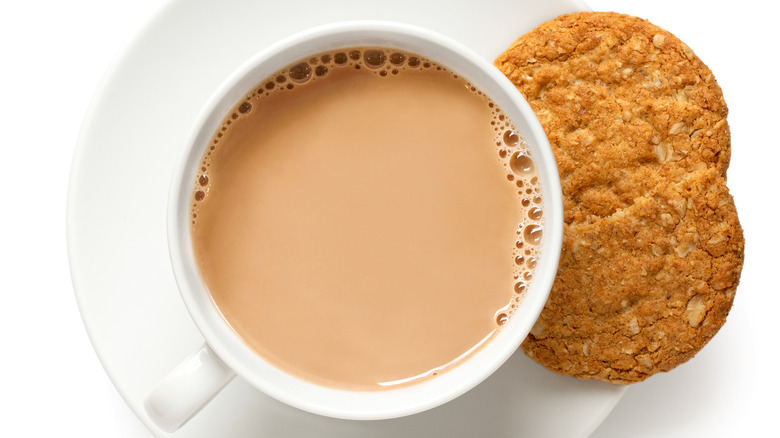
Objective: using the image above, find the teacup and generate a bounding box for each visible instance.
[144,20,562,432]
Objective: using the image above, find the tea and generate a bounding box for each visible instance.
[189,48,543,390]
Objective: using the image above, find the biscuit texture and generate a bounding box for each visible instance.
[495,12,744,383]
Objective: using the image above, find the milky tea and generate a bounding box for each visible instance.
[189,48,544,391]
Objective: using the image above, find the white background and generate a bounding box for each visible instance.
[1,0,777,436]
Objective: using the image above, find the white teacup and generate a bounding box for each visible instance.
[145,20,562,433]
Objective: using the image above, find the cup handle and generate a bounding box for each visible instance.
[144,343,236,432]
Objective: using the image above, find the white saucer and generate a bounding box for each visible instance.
[67,0,626,436]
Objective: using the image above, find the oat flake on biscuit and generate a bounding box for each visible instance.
[495,11,744,383]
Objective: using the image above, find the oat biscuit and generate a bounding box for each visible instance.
[496,11,730,225]
[495,12,744,383]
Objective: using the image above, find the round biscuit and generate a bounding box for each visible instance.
[495,12,744,383]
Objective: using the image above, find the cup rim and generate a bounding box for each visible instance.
[167,20,562,420]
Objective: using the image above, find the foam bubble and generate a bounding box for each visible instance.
[503,130,520,146]
[523,224,543,245]
[390,52,405,65]
[238,102,252,114]
[363,49,386,68]
[510,151,534,175]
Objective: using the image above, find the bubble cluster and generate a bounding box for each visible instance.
[189,46,545,331]
[487,102,544,328]
[191,47,474,213]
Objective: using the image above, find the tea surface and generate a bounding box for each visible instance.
[191,48,543,390]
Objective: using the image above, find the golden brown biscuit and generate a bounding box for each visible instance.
[495,12,744,383]
[495,11,730,225]
[526,168,743,383]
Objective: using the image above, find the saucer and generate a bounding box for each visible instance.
[67,0,626,436]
